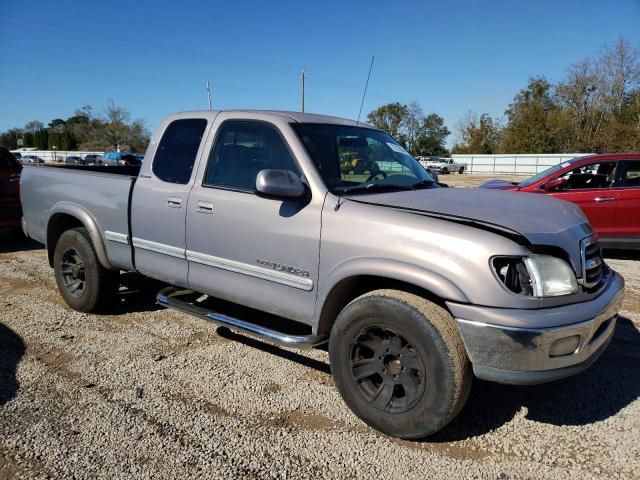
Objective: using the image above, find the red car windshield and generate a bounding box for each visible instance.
[518,156,584,187]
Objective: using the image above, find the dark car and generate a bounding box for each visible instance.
[83,154,103,165]
[479,153,640,249]
[21,155,45,164]
[0,145,23,233]
[118,153,142,166]
[12,151,22,161]
[64,156,84,164]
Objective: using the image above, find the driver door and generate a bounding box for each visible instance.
[546,160,618,236]
[185,117,322,323]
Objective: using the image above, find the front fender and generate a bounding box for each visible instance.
[315,257,470,325]
[47,201,113,270]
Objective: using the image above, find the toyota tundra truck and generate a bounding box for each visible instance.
[20,110,624,439]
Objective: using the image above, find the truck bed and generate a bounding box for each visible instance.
[21,164,137,270]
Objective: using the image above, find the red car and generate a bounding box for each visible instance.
[480,153,640,249]
[0,146,22,234]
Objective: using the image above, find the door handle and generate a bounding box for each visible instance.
[594,196,615,203]
[167,197,182,208]
[195,201,214,214]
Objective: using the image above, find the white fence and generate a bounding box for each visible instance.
[451,154,591,175]
[10,149,103,163]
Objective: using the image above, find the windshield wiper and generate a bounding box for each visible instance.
[410,179,436,190]
[339,183,414,195]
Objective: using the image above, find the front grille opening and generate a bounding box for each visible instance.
[493,257,533,296]
[582,240,605,290]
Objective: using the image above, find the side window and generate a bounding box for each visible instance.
[553,162,616,190]
[153,119,207,184]
[621,161,640,187]
[204,121,299,191]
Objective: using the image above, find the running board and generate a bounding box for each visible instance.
[156,287,328,348]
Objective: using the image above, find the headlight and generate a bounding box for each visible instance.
[524,254,578,297]
[493,254,578,297]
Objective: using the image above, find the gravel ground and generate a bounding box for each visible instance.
[1,175,639,479]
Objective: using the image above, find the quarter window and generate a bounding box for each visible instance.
[204,121,299,191]
[621,161,640,187]
[153,119,207,184]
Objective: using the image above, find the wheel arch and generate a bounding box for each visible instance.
[314,258,469,336]
[46,202,113,270]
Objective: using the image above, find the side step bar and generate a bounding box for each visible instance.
[156,286,328,349]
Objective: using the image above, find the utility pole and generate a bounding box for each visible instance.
[206,80,212,110]
[300,69,306,112]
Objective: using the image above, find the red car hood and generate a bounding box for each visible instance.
[477,179,520,190]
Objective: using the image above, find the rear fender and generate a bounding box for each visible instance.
[46,202,113,270]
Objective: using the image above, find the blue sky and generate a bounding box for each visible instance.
[1,0,639,145]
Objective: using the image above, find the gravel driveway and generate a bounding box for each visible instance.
[1,178,638,479]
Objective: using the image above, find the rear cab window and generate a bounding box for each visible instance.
[152,119,208,184]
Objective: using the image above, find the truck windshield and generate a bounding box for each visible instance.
[292,123,435,195]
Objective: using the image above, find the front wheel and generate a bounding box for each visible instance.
[53,227,120,312]
[329,290,471,439]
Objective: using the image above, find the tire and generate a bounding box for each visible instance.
[458,166,465,174]
[53,227,120,312]
[329,289,471,439]
[442,167,449,175]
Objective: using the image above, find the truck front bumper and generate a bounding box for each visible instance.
[446,271,624,385]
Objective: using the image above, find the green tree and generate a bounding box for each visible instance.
[501,77,561,153]
[34,128,48,150]
[367,102,408,139]
[414,114,450,156]
[367,102,450,156]
[452,112,502,154]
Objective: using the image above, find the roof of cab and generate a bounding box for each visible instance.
[174,110,376,128]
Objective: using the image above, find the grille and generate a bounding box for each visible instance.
[581,237,604,289]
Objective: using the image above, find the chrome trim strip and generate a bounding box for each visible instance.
[186,250,314,291]
[105,231,129,245]
[132,237,186,259]
[157,287,327,348]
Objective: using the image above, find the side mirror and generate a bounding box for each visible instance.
[543,177,567,190]
[256,169,306,199]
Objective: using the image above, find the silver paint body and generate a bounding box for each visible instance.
[20,110,625,382]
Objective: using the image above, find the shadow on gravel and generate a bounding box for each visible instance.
[603,249,640,260]
[103,272,167,315]
[215,326,331,375]
[0,231,42,254]
[0,323,26,405]
[433,316,640,442]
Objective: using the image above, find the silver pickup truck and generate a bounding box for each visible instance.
[21,110,624,439]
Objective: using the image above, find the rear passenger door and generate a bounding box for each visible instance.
[613,159,640,238]
[185,117,322,323]
[131,117,209,286]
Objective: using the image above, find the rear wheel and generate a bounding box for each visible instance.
[442,167,449,175]
[329,289,471,439]
[458,166,464,174]
[53,228,120,312]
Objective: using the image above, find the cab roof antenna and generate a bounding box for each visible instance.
[356,56,375,125]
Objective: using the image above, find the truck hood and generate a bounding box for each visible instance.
[348,188,592,269]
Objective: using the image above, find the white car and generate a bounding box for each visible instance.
[424,158,467,174]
